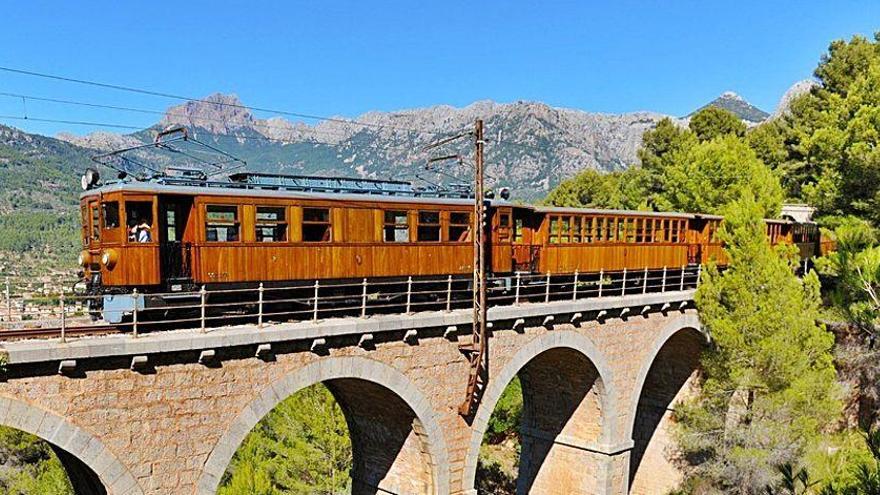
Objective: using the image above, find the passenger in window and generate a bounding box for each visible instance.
[137,220,152,243]
[128,218,139,242]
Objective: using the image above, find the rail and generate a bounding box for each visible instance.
[0,265,701,342]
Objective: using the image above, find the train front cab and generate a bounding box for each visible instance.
[79,190,199,322]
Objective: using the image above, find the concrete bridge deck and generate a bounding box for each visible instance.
[0,289,704,495]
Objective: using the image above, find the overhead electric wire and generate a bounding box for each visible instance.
[0,65,465,137]
[0,87,551,155]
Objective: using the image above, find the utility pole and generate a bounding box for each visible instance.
[422,119,489,418]
[459,119,488,417]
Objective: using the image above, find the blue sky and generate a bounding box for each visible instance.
[0,0,878,136]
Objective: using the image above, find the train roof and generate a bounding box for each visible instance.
[534,205,721,220]
[82,180,490,206]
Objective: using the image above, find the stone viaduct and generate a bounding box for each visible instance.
[0,289,705,495]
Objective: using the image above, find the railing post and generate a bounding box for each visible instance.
[445,275,453,312]
[361,278,369,318]
[696,264,702,288]
[598,269,603,298]
[572,270,579,300]
[643,266,648,294]
[514,272,521,306]
[313,280,320,321]
[59,294,66,344]
[661,266,667,293]
[545,272,551,303]
[199,286,206,333]
[621,268,627,296]
[405,276,413,314]
[4,277,10,322]
[257,283,264,328]
[680,265,685,291]
[132,288,139,338]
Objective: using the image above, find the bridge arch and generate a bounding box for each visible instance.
[464,330,616,494]
[627,313,706,494]
[197,356,450,495]
[0,395,142,495]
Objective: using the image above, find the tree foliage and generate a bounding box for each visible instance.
[674,194,839,494]
[689,105,747,142]
[758,34,880,222]
[0,426,73,495]
[654,135,784,217]
[542,168,650,210]
[219,384,352,495]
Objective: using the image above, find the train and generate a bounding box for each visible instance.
[75,169,829,324]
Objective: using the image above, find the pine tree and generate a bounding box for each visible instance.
[674,194,839,493]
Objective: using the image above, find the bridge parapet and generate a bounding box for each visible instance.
[1,289,695,367]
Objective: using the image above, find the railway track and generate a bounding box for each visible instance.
[0,325,121,341]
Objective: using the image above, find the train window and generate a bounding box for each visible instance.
[595,217,604,242]
[302,208,332,242]
[500,213,510,228]
[448,212,470,242]
[572,216,582,243]
[81,205,89,245]
[417,211,441,242]
[90,204,100,241]
[549,216,560,244]
[560,216,571,243]
[635,219,645,243]
[126,202,154,242]
[514,218,524,243]
[384,211,410,243]
[655,219,666,243]
[256,206,287,242]
[102,202,120,229]
[205,205,239,242]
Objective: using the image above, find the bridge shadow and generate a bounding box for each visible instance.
[628,328,704,494]
[516,348,604,494]
[327,378,435,495]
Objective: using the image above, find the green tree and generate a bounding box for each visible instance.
[638,117,698,175]
[689,106,747,142]
[220,384,352,495]
[674,194,840,494]
[771,34,880,221]
[654,135,784,217]
[543,168,650,210]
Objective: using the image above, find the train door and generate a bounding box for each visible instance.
[511,207,541,272]
[158,196,194,285]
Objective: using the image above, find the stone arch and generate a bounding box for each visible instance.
[0,395,143,495]
[464,330,616,494]
[197,356,449,495]
[627,313,707,494]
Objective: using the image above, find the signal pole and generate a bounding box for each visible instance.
[459,119,488,417]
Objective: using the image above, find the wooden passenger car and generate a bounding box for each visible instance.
[78,173,829,321]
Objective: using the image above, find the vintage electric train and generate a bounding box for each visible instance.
[76,171,826,323]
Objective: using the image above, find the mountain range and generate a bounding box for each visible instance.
[52,89,777,201]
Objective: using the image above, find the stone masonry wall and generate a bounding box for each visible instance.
[0,308,701,495]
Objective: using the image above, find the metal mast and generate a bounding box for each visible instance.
[459,119,487,417]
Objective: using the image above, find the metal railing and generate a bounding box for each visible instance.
[0,265,701,342]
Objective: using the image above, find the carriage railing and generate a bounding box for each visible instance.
[0,265,702,342]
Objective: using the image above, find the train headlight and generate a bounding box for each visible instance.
[100,249,119,270]
[78,250,91,267]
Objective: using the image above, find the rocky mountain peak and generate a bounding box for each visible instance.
[773,79,818,117]
[160,93,255,135]
[688,91,770,124]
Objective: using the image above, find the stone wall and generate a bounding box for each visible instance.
[0,306,702,495]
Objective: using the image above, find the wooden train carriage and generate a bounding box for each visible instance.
[80,182,497,291]
[523,206,714,274]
